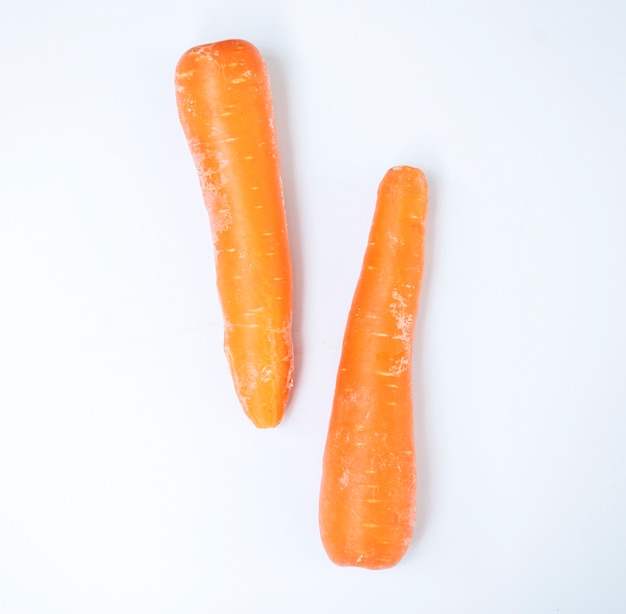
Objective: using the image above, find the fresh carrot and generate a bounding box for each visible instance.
[319,166,428,569]
[175,39,293,428]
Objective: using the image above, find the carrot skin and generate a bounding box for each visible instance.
[175,40,293,428]
[319,166,428,569]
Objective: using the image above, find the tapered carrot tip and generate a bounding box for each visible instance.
[175,40,293,428]
[319,165,427,569]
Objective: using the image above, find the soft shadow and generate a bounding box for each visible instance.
[262,50,304,424]
[406,165,439,557]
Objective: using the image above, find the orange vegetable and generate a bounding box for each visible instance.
[175,39,293,428]
[319,166,428,569]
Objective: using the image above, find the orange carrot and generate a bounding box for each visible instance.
[319,166,428,569]
[175,39,293,428]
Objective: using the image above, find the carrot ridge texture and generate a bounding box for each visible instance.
[175,40,293,428]
[319,166,428,569]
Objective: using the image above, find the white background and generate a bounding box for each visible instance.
[1,0,625,612]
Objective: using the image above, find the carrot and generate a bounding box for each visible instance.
[319,166,428,569]
[175,39,293,428]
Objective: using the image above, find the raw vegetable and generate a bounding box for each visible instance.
[319,166,428,569]
[175,39,293,428]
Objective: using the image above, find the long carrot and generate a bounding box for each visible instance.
[175,39,293,428]
[319,166,428,569]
